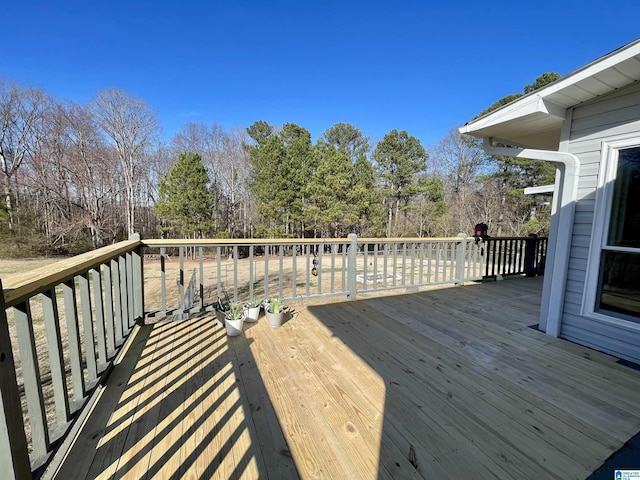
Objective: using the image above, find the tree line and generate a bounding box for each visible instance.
[0,74,557,257]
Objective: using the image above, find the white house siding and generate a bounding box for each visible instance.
[561,81,640,363]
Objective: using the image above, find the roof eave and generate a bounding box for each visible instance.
[460,38,640,148]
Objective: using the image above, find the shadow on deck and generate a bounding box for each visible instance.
[49,276,640,479]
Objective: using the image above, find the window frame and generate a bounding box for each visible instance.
[582,138,640,328]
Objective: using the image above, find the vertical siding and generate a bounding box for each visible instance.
[563,80,640,363]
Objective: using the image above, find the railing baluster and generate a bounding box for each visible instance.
[199,247,204,310]
[372,243,378,290]
[317,244,322,296]
[233,246,239,301]
[383,243,388,288]
[401,243,407,286]
[278,245,284,298]
[13,300,50,459]
[249,246,255,301]
[126,251,134,329]
[435,243,441,282]
[419,243,424,284]
[292,244,298,298]
[455,236,466,285]
[118,255,129,334]
[216,246,222,300]
[91,269,107,368]
[264,246,269,299]
[444,242,449,282]
[341,243,347,292]
[491,240,498,277]
[41,287,71,424]
[62,280,86,403]
[504,240,510,274]
[111,259,123,348]
[347,234,358,299]
[509,239,515,274]
[78,273,97,382]
[160,247,167,314]
[463,240,469,279]
[330,243,336,294]
[392,244,398,287]
[410,243,416,286]
[362,243,368,291]
[450,241,456,281]
[178,247,185,309]
[132,243,144,322]
[103,262,115,358]
[0,279,31,480]
[305,245,311,298]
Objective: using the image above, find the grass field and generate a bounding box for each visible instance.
[0,257,61,278]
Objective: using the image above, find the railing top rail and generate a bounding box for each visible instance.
[142,238,353,247]
[484,236,547,241]
[357,237,469,242]
[142,237,477,248]
[2,239,141,307]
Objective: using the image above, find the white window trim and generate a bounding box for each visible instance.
[581,137,640,331]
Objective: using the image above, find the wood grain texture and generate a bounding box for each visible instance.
[51,277,640,480]
[3,240,140,307]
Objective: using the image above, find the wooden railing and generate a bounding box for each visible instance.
[141,235,488,319]
[0,233,546,478]
[0,238,144,478]
[482,235,547,279]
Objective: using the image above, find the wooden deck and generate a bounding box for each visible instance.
[49,276,640,479]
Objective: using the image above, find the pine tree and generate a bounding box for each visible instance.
[154,152,214,238]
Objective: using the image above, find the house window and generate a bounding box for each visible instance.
[595,146,640,320]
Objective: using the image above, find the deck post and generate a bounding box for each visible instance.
[129,234,144,323]
[347,233,358,299]
[0,280,32,480]
[455,234,467,286]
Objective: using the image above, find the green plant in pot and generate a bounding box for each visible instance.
[244,298,261,323]
[266,298,285,328]
[224,301,245,336]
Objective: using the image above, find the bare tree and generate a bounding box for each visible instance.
[430,128,488,195]
[62,102,118,247]
[0,78,49,227]
[26,101,72,245]
[218,127,253,237]
[91,88,159,236]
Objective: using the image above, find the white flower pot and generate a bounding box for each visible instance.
[244,305,261,323]
[225,315,244,336]
[266,310,284,328]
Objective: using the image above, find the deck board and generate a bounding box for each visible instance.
[51,276,640,480]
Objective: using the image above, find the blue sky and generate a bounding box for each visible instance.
[4,1,640,148]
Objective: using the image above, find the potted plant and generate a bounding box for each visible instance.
[266,298,285,328]
[244,298,262,323]
[224,301,245,336]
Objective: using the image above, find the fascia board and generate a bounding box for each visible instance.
[461,39,640,136]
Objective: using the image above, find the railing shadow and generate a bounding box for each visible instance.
[68,311,298,479]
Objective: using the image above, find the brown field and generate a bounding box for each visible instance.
[0,257,61,278]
